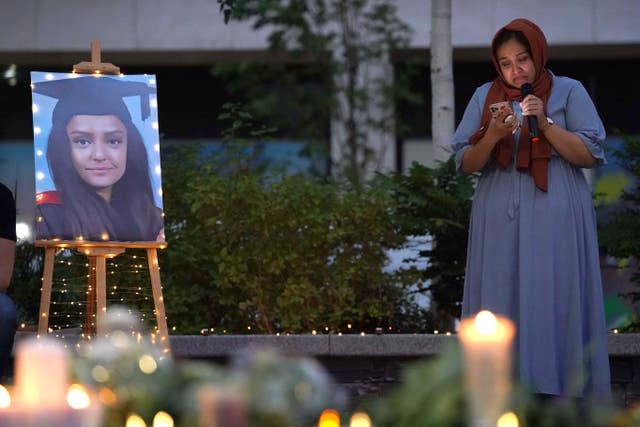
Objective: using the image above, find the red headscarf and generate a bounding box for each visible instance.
[469,18,553,192]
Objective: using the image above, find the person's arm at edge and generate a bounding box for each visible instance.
[0,237,15,293]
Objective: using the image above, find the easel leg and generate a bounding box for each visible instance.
[147,248,170,353]
[95,255,107,337]
[37,247,56,336]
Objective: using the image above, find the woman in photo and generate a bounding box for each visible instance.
[33,76,164,242]
[452,18,610,397]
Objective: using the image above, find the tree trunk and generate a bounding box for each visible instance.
[430,0,456,331]
[430,0,454,163]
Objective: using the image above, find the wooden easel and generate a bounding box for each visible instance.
[36,41,170,352]
[35,241,169,339]
[72,39,120,75]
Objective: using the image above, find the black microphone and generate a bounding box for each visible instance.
[520,83,540,143]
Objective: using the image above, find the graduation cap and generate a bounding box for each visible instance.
[32,75,155,125]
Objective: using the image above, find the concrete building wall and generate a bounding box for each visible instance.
[0,0,638,56]
[0,0,638,174]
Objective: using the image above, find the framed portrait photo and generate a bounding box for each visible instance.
[31,72,164,242]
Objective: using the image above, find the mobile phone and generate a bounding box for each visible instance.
[489,101,510,118]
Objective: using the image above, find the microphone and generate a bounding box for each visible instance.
[520,83,540,143]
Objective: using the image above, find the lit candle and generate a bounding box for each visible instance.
[458,310,515,427]
[126,413,147,427]
[0,338,102,427]
[350,411,372,427]
[153,411,174,427]
[497,411,519,427]
[0,385,11,409]
[318,409,340,427]
[67,385,91,410]
[14,338,69,408]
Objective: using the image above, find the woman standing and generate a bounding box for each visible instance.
[452,18,610,397]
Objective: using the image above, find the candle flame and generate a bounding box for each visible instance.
[318,409,340,427]
[67,384,91,409]
[474,310,498,335]
[0,385,10,408]
[153,411,174,427]
[349,411,372,427]
[497,411,519,427]
[126,413,147,427]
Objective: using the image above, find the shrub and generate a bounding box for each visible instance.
[158,143,417,334]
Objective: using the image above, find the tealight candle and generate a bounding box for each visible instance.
[459,310,515,427]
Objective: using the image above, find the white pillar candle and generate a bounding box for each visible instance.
[459,310,515,427]
[0,339,103,427]
[14,338,69,409]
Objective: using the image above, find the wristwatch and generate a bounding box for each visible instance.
[542,117,554,133]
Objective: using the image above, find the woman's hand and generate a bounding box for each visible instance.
[521,94,596,167]
[460,103,517,174]
[520,94,549,132]
[487,105,519,139]
[487,101,518,140]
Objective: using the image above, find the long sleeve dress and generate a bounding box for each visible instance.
[452,72,611,397]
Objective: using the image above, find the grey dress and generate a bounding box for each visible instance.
[452,72,610,397]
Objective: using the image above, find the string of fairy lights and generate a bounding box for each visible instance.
[22,249,622,338]
[17,246,457,338]
[29,246,417,337]
[25,250,160,335]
